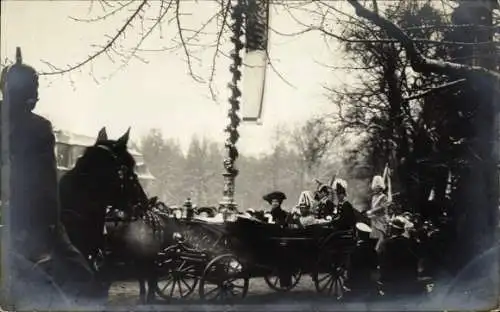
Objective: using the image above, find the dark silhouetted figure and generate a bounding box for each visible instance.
[1,48,103,306]
[378,218,420,299]
[333,180,357,232]
[348,223,378,300]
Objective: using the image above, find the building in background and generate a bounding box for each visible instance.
[53,129,156,190]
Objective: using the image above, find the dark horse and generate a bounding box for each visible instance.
[59,127,179,303]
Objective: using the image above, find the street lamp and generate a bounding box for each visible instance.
[219,0,244,216]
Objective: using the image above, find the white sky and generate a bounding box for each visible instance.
[1,0,355,156]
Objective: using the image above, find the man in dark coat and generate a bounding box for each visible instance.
[378,217,420,298]
[263,191,288,227]
[333,179,357,232]
[1,51,104,304]
[347,223,379,299]
[315,184,335,219]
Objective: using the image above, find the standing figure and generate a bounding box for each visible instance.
[316,184,335,219]
[263,191,288,227]
[348,223,379,300]
[333,179,357,232]
[378,218,420,298]
[367,175,392,253]
[0,50,103,305]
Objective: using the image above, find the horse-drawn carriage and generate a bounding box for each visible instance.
[153,215,356,302]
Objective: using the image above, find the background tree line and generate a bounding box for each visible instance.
[139,117,371,212]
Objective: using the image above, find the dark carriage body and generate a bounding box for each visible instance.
[154,215,357,300]
[224,217,356,276]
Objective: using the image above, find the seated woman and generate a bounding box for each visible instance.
[263,191,289,227]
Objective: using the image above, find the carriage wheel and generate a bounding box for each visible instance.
[199,254,249,301]
[312,254,348,300]
[155,248,199,300]
[264,268,302,292]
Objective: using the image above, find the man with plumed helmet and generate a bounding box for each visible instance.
[367,175,392,253]
[315,184,335,219]
[263,191,289,227]
[332,179,356,232]
[1,48,104,302]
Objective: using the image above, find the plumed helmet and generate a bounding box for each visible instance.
[318,184,330,194]
[371,175,385,191]
[334,178,348,196]
[0,47,39,110]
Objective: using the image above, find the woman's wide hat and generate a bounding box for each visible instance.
[263,191,286,204]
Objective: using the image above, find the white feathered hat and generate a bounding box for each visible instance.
[333,178,348,195]
[371,175,385,191]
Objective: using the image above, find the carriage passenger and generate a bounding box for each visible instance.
[366,175,392,253]
[295,203,317,227]
[333,179,357,232]
[316,185,336,219]
[263,191,289,227]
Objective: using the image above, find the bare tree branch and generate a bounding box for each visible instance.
[208,0,231,101]
[347,0,500,81]
[403,78,467,102]
[69,0,135,23]
[175,0,204,82]
[39,0,149,76]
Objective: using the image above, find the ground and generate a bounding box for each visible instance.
[108,276,319,306]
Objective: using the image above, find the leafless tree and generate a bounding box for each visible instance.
[287,116,337,187]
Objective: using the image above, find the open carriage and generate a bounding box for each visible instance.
[154,215,356,302]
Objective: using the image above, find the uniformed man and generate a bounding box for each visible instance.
[1,50,105,304]
[367,175,392,253]
[263,191,289,227]
[315,184,335,219]
[333,179,357,232]
[378,217,420,298]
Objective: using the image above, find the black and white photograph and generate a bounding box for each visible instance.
[1,0,499,310]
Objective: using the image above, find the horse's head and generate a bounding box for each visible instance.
[72,127,147,212]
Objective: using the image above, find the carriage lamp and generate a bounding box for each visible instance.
[172,232,184,243]
[228,259,242,273]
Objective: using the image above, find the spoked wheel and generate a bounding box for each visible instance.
[312,254,348,300]
[264,268,302,292]
[155,247,199,300]
[199,254,249,302]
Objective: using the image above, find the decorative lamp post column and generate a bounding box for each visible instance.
[220,0,244,215]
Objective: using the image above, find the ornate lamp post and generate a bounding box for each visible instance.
[220,0,244,215]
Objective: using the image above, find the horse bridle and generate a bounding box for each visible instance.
[94,144,130,192]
